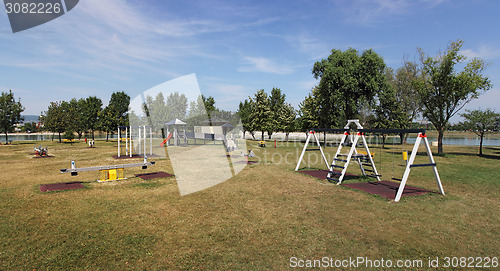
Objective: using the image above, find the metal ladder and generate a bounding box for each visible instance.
[326,123,381,185]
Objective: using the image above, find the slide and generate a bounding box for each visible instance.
[160,133,173,147]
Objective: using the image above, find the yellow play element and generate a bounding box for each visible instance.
[402,151,408,161]
[357,151,374,157]
[99,168,124,182]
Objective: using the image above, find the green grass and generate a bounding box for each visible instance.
[0,138,499,270]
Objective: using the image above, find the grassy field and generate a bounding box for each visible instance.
[0,138,499,270]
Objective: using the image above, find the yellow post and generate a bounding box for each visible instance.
[402,151,408,161]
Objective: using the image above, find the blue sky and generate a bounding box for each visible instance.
[0,0,499,123]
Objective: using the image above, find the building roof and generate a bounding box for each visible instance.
[165,118,187,125]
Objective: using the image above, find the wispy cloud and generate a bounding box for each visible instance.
[335,0,447,25]
[238,57,294,74]
[462,45,500,59]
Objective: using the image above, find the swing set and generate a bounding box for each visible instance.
[295,120,444,202]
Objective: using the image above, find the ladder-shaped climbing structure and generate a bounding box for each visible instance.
[295,120,445,202]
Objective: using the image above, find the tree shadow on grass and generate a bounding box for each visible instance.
[437,151,500,160]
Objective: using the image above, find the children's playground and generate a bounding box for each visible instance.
[0,121,499,269]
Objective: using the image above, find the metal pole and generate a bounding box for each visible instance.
[125,126,128,156]
[118,127,121,157]
[143,125,146,157]
[138,126,142,155]
[150,127,153,155]
[129,126,133,157]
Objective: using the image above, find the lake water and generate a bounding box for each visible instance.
[1,133,500,146]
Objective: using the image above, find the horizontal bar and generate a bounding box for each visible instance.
[359,128,426,134]
[311,128,348,133]
[326,177,340,182]
[328,171,341,175]
[61,162,155,173]
[305,149,321,151]
[410,163,436,168]
[331,165,344,169]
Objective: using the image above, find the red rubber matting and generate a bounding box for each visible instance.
[343,181,435,199]
[298,169,435,200]
[39,182,84,192]
[299,169,357,180]
[135,171,174,180]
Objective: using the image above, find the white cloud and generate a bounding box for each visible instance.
[462,45,500,59]
[336,0,447,25]
[238,57,294,74]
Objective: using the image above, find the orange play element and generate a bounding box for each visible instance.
[160,133,173,146]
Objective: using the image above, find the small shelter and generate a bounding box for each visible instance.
[165,118,187,146]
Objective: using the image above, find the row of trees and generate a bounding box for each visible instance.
[296,40,492,154]
[41,92,130,142]
[238,88,296,140]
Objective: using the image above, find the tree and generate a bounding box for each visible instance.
[267,87,286,139]
[81,96,103,140]
[312,48,387,128]
[373,67,410,145]
[41,101,68,143]
[415,40,492,154]
[202,95,216,120]
[0,90,24,144]
[109,91,130,127]
[238,99,256,140]
[249,89,271,140]
[166,92,188,120]
[297,89,319,132]
[459,109,499,155]
[98,106,117,142]
[68,98,86,140]
[281,103,296,141]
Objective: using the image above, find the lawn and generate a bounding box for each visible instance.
[0,138,499,270]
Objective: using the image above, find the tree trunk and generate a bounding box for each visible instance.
[4,132,7,144]
[58,132,62,143]
[286,132,289,142]
[479,132,484,156]
[437,128,444,154]
[92,130,95,140]
[261,131,264,141]
[106,131,109,142]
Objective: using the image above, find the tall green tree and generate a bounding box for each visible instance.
[68,98,86,140]
[201,95,216,122]
[267,87,286,139]
[42,101,68,143]
[98,106,117,142]
[81,96,103,140]
[249,89,271,140]
[166,92,188,120]
[312,48,387,127]
[0,90,24,144]
[297,89,319,132]
[109,91,130,127]
[459,109,499,155]
[416,40,492,154]
[238,99,256,140]
[281,103,296,141]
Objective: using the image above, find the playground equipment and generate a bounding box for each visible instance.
[34,145,48,156]
[296,120,445,202]
[117,126,153,158]
[60,157,155,182]
[88,140,95,148]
